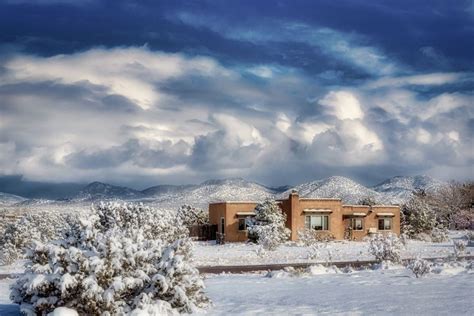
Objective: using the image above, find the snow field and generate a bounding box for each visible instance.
[193,232,472,267]
[200,261,474,315]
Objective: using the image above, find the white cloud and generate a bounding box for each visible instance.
[319,91,364,120]
[3,47,233,110]
[366,72,469,89]
[297,122,332,144]
[416,128,432,144]
[447,131,460,142]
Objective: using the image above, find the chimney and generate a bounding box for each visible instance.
[288,190,300,241]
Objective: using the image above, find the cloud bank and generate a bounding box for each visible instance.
[0,1,473,187]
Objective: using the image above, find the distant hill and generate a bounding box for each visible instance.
[0,192,27,206]
[142,178,278,209]
[280,176,385,204]
[372,175,447,204]
[2,175,451,209]
[74,181,145,201]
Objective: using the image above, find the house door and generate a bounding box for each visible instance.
[220,217,225,234]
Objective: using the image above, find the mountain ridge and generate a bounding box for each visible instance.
[1,175,448,208]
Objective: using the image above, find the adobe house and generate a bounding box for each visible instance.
[208,191,400,242]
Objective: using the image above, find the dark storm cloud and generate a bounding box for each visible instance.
[0,0,473,188]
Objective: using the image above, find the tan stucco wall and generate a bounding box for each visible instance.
[342,205,401,240]
[209,202,257,242]
[282,198,345,240]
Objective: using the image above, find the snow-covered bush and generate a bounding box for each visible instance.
[297,229,317,246]
[10,204,209,315]
[453,240,467,257]
[247,200,290,251]
[430,227,449,243]
[399,233,409,246]
[368,233,403,263]
[307,243,322,260]
[401,194,437,238]
[408,257,431,278]
[0,211,70,265]
[93,202,188,242]
[451,210,474,230]
[176,205,209,226]
[465,231,474,246]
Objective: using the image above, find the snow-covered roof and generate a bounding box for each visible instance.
[303,209,333,213]
[300,197,342,201]
[209,201,259,204]
[376,212,395,216]
[236,212,256,216]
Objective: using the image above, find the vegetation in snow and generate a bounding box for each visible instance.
[368,233,403,263]
[10,203,209,315]
[247,199,291,251]
[0,211,71,265]
[407,257,431,278]
[176,204,209,226]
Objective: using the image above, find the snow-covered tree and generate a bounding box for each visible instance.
[357,196,377,206]
[176,205,209,227]
[247,200,290,251]
[401,192,437,239]
[0,211,70,265]
[408,257,431,278]
[10,203,209,315]
[368,233,403,263]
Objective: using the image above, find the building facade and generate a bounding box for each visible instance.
[208,191,400,242]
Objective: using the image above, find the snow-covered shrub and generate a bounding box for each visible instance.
[93,202,188,242]
[307,243,322,260]
[297,229,317,246]
[452,210,474,230]
[0,211,70,265]
[401,194,437,238]
[247,200,290,251]
[176,205,209,226]
[399,233,409,246]
[368,233,403,263]
[313,232,335,242]
[408,257,431,278]
[11,204,209,315]
[465,231,474,246]
[453,240,467,257]
[357,196,377,206]
[430,227,449,243]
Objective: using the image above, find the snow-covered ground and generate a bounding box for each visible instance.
[200,262,474,315]
[193,232,472,266]
[1,262,473,315]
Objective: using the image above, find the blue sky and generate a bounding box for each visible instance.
[0,0,473,188]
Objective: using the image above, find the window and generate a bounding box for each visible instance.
[378,218,392,230]
[238,218,247,231]
[305,215,329,231]
[351,218,363,231]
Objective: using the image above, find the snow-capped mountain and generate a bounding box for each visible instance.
[75,181,144,201]
[372,175,447,204]
[142,184,195,197]
[2,175,451,209]
[146,178,278,208]
[280,176,386,204]
[0,192,27,206]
